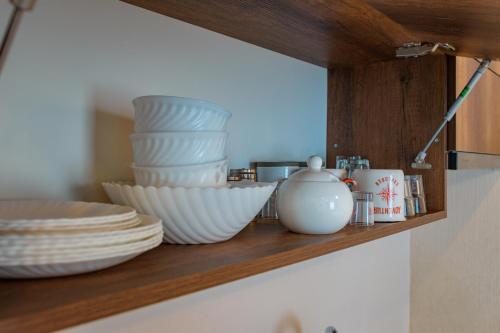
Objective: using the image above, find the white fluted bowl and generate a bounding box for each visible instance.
[102,182,277,244]
[132,159,228,187]
[133,95,231,132]
[130,131,227,166]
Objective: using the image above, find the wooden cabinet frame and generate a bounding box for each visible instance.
[447,57,500,169]
[327,56,448,213]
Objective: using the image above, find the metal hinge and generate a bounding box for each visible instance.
[396,42,456,58]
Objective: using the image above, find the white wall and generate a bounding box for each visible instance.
[0,0,326,201]
[61,232,410,333]
[411,170,500,333]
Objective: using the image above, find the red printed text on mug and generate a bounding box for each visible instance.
[374,206,402,215]
[373,176,401,214]
[374,176,400,187]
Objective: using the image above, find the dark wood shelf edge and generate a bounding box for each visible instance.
[0,211,446,333]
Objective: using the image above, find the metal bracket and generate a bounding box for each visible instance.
[411,59,492,169]
[0,0,36,76]
[396,42,456,58]
[11,0,36,10]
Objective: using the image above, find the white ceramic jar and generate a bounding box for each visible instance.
[277,156,353,234]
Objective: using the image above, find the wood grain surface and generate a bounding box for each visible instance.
[449,57,500,154]
[0,213,445,333]
[327,56,448,212]
[122,0,500,67]
[121,0,414,67]
[366,0,500,62]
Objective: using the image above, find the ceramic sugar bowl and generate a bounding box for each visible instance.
[277,156,353,234]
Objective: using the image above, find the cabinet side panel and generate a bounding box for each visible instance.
[327,67,353,168]
[327,56,447,212]
[454,57,500,154]
[447,56,457,151]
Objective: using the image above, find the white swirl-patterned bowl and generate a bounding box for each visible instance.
[130,131,227,166]
[133,95,231,132]
[102,182,277,244]
[132,159,228,187]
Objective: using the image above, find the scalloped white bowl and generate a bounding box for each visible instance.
[132,159,228,187]
[133,95,231,132]
[130,131,227,166]
[102,182,277,244]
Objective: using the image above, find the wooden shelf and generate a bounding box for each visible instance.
[122,0,500,67]
[0,212,445,333]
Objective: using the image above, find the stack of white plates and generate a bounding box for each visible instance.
[0,201,163,278]
[130,96,231,187]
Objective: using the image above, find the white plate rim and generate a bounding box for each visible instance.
[0,233,163,265]
[0,200,137,226]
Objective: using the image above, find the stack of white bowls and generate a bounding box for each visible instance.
[130,96,231,188]
[103,96,277,245]
[0,201,163,278]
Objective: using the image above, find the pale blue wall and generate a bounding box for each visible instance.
[0,0,326,201]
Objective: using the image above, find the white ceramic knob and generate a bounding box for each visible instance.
[308,155,323,171]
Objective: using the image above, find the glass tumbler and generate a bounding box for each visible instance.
[404,176,416,217]
[350,157,370,170]
[409,175,425,196]
[336,155,349,169]
[260,184,280,219]
[408,175,427,214]
[350,191,375,226]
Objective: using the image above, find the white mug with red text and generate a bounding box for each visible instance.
[352,169,405,222]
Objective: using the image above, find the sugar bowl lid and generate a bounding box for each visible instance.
[288,156,340,182]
